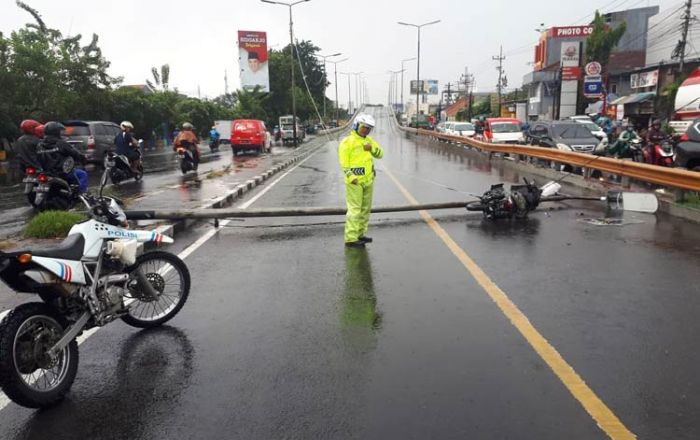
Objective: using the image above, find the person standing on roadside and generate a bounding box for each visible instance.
[338,113,384,248]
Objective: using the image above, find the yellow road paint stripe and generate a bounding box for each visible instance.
[383,168,636,440]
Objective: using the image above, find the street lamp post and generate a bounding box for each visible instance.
[317,52,342,122]
[328,57,349,123]
[398,20,440,120]
[340,72,352,114]
[400,57,415,115]
[261,0,311,148]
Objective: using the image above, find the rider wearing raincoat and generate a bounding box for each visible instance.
[338,114,384,248]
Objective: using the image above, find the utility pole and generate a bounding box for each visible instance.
[493,45,506,117]
[224,69,229,95]
[676,0,694,73]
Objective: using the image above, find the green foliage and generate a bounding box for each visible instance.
[24,211,86,238]
[471,99,492,118]
[585,10,626,67]
[0,3,332,147]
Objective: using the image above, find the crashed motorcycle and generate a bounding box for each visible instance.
[0,163,190,408]
[466,178,658,220]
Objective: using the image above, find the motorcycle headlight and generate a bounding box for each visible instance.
[108,198,127,224]
[556,143,572,151]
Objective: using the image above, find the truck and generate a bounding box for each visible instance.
[279,115,305,145]
[670,68,700,134]
[214,120,233,144]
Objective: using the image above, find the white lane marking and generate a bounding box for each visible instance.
[0,145,326,413]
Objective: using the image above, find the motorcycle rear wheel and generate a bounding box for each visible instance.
[122,251,191,328]
[0,302,79,408]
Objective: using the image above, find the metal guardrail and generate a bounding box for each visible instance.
[396,124,700,192]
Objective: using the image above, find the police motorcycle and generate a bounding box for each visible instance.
[107,139,144,184]
[30,157,82,211]
[0,162,190,408]
[176,140,198,174]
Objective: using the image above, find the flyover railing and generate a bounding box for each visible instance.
[394,122,700,193]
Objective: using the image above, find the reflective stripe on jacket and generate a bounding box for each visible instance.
[338,131,383,184]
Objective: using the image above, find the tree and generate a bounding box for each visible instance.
[585,11,626,68]
[147,64,170,91]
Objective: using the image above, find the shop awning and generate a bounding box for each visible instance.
[609,92,656,105]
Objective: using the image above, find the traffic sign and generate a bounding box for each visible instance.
[585,62,602,76]
[583,80,603,98]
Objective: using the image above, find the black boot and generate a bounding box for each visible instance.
[345,241,366,248]
[358,236,373,243]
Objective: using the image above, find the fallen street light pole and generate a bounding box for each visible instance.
[123,191,646,223]
[125,201,472,221]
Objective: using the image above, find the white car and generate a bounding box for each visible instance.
[445,121,476,137]
[435,121,447,133]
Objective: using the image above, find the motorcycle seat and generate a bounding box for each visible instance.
[29,234,85,261]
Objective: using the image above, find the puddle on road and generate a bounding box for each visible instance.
[577,218,644,226]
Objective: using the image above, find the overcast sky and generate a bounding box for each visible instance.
[1,0,683,107]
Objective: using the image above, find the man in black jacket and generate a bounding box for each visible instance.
[37,122,89,193]
[14,119,42,172]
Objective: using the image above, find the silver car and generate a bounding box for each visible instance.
[62,120,122,164]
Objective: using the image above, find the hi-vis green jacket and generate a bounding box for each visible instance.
[338,131,384,184]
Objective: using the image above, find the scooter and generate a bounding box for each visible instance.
[643,138,674,167]
[107,143,144,184]
[209,138,220,153]
[31,158,83,211]
[0,161,190,409]
[176,141,198,174]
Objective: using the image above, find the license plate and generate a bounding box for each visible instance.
[240,140,250,144]
[22,177,36,183]
[36,185,50,193]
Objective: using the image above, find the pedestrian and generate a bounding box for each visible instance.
[338,113,384,248]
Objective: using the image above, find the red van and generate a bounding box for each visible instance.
[230,119,271,156]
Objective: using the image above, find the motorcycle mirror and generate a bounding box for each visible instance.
[99,167,108,197]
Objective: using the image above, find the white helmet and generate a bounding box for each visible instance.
[182,122,194,130]
[352,113,375,132]
[120,121,134,130]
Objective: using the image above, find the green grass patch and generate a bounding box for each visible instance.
[24,211,87,239]
[678,192,700,210]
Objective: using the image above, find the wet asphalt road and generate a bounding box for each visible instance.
[1,109,700,439]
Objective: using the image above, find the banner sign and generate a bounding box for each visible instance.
[238,30,270,92]
[630,70,659,89]
[551,26,594,39]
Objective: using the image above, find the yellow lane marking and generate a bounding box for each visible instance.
[383,168,636,440]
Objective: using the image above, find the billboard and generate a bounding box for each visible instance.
[427,80,439,95]
[550,26,594,39]
[238,30,269,92]
[630,70,659,89]
[409,80,438,95]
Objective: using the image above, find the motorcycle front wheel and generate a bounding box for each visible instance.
[122,251,191,328]
[0,302,79,408]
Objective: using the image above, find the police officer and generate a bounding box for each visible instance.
[338,114,384,248]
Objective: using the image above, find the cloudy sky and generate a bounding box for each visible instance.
[1,0,684,107]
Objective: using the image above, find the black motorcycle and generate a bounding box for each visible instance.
[209,138,220,152]
[31,158,82,211]
[107,150,144,184]
[176,141,198,174]
[466,179,542,220]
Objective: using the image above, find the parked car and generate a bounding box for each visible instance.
[674,118,700,171]
[528,121,604,154]
[230,119,271,156]
[445,121,476,137]
[62,120,121,164]
[435,121,447,133]
[484,118,524,143]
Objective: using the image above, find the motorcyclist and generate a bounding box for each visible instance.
[209,126,221,150]
[14,119,42,172]
[607,123,641,158]
[114,121,141,172]
[35,124,45,140]
[645,118,668,164]
[174,122,200,164]
[36,122,88,193]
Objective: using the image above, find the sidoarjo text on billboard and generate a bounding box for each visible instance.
[238,30,270,93]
